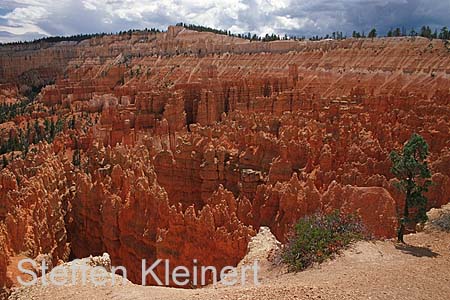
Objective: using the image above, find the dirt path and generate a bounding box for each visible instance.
[8,229,450,300]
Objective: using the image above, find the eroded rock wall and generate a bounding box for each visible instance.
[1,29,450,292]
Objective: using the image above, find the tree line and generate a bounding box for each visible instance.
[2,23,449,47]
[0,28,162,46]
[177,23,450,42]
[176,22,284,41]
[391,25,449,40]
[352,26,450,40]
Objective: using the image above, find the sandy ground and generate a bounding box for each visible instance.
[8,208,450,300]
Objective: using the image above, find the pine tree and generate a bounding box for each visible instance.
[390,133,432,243]
[44,118,51,141]
[420,26,433,39]
[72,139,81,167]
[56,118,64,133]
[50,119,56,141]
[2,156,8,168]
[439,27,449,40]
[433,29,438,39]
[69,117,76,130]
[33,119,40,144]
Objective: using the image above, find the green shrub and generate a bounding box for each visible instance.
[282,210,366,272]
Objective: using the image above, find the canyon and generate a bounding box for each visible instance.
[0,26,450,296]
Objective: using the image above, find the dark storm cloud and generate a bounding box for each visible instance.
[0,0,449,43]
[341,0,450,34]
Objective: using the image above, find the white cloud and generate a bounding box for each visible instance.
[0,3,51,36]
[82,1,97,11]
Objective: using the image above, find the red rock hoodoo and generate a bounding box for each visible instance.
[1,26,450,292]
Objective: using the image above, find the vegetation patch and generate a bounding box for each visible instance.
[0,98,33,124]
[282,210,366,272]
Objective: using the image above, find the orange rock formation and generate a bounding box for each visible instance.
[1,26,450,293]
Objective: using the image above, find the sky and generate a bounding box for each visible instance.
[0,0,449,43]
